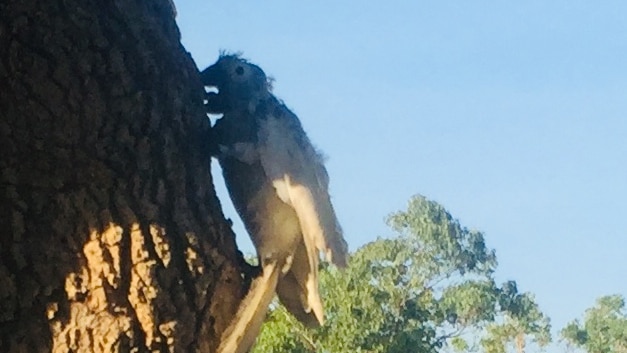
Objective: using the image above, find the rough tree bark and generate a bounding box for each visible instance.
[0,1,245,352]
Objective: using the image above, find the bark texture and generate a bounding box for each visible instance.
[0,1,244,352]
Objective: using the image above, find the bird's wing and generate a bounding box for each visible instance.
[276,239,325,326]
[257,103,348,268]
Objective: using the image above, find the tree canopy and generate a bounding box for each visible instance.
[561,294,627,353]
[252,195,551,353]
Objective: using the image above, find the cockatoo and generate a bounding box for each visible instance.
[201,54,348,353]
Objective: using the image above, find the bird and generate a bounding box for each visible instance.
[201,54,348,353]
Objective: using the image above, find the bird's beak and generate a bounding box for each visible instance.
[200,65,226,90]
[205,92,226,114]
[201,65,229,114]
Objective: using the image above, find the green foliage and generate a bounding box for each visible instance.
[252,195,551,353]
[480,281,552,353]
[561,294,627,353]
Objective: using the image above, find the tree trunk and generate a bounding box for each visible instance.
[0,1,245,352]
[515,332,525,353]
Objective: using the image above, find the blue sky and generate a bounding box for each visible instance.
[176,1,627,350]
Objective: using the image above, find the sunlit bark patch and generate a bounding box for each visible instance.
[150,224,171,267]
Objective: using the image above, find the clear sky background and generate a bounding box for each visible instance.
[176,1,626,351]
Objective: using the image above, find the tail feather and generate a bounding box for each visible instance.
[276,240,324,327]
[217,262,280,353]
[276,271,321,327]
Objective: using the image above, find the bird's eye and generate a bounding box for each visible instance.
[235,66,244,75]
